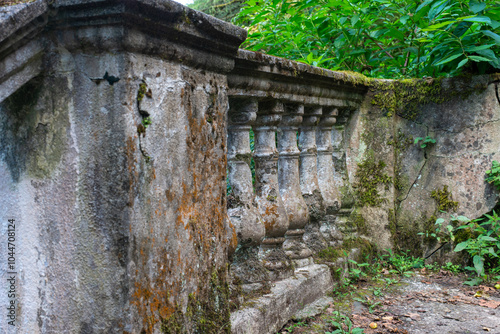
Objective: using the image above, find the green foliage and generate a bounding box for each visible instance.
[326,311,364,334]
[453,212,500,281]
[235,0,500,78]
[421,212,500,285]
[381,249,422,276]
[485,160,500,191]
[190,0,244,22]
[424,261,461,272]
[284,320,308,332]
[353,295,381,313]
[142,116,152,128]
[414,135,436,148]
[346,258,369,282]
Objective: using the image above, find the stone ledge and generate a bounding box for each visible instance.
[230,264,333,334]
[0,0,48,46]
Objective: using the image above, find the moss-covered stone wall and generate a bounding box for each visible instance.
[342,74,500,258]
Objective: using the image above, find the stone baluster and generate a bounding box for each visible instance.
[299,106,328,252]
[299,106,325,220]
[227,98,268,284]
[278,104,313,267]
[316,107,344,247]
[254,100,292,280]
[332,107,356,236]
[316,107,340,213]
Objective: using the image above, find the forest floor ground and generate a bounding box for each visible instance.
[278,270,500,334]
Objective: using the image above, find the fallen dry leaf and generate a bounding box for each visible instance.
[478,300,500,309]
[479,285,495,292]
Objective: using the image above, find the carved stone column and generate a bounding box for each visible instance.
[332,107,356,239]
[299,106,328,252]
[227,98,268,284]
[254,100,292,280]
[278,104,312,267]
[316,107,343,247]
[317,107,340,212]
[299,107,325,218]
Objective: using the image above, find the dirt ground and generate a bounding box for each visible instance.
[279,270,500,334]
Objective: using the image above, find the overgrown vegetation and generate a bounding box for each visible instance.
[421,212,500,285]
[486,160,500,191]
[414,135,436,148]
[190,0,244,22]
[235,0,500,78]
[0,0,35,6]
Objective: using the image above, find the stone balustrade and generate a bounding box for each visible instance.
[0,1,376,333]
[3,2,498,334]
[226,50,366,289]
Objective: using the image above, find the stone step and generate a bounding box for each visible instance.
[230,264,333,334]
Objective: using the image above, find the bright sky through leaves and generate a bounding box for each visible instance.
[173,0,193,5]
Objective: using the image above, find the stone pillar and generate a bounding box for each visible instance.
[254,100,292,280]
[299,106,328,252]
[316,107,344,247]
[317,107,340,212]
[278,103,313,267]
[227,98,268,283]
[299,107,325,218]
[332,107,356,239]
[0,1,247,333]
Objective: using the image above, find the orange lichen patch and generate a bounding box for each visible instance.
[131,246,179,333]
[131,73,231,333]
[165,189,175,202]
[262,205,278,230]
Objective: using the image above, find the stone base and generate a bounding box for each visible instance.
[230,264,333,334]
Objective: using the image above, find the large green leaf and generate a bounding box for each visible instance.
[475,49,497,61]
[435,53,463,66]
[469,0,486,14]
[454,241,469,252]
[464,44,496,52]
[469,55,493,62]
[461,16,492,24]
[473,255,484,276]
[423,20,456,30]
[483,30,500,45]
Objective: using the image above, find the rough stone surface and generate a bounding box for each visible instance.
[387,275,500,334]
[230,264,333,334]
[395,78,500,257]
[339,76,500,258]
[293,296,334,321]
[1,0,500,333]
[0,0,245,333]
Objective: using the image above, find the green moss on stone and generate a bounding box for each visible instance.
[370,76,489,120]
[161,268,231,334]
[347,213,368,235]
[371,78,445,119]
[387,129,413,193]
[353,154,392,207]
[137,83,148,102]
[431,185,459,212]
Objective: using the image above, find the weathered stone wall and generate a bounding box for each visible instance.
[1,0,499,333]
[341,76,500,259]
[0,0,245,332]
